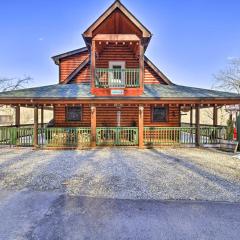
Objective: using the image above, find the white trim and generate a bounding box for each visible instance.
[109,61,125,69]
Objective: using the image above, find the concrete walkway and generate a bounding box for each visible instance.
[0,190,239,240]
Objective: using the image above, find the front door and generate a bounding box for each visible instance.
[109,61,125,87]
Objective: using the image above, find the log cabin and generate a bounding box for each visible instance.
[0,0,240,149]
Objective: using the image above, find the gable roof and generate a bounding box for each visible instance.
[52,47,88,65]
[83,0,152,39]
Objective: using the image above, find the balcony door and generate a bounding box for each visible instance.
[109,61,125,88]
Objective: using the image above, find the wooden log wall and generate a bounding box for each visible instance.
[59,49,167,84]
[96,43,139,68]
[144,105,180,127]
[144,63,167,84]
[59,51,89,82]
[54,105,91,127]
[54,104,180,127]
[74,64,91,83]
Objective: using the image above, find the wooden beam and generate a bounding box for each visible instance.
[93,34,140,42]
[190,106,193,127]
[91,105,96,147]
[1,99,240,106]
[139,41,144,90]
[213,106,218,126]
[91,40,96,90]
[15,105,20,127]
[195,104,200,147]
[41,106,44,128]
[138,105,144,148]
[33,106,38,147]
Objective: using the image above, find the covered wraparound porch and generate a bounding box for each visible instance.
[0,102,234,149]
[0,83,240,149]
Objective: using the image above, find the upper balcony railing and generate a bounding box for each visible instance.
[95,68,140,88]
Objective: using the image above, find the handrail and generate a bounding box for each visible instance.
[95,68,140,88]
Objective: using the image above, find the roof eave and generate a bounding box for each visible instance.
[51,47,89,65]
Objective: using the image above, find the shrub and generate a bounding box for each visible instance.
[226,117,234,140]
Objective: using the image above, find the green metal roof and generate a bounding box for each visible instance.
[0,83,239,99]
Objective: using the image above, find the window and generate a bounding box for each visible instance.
[66,106,82,121]
[152,106,167,122]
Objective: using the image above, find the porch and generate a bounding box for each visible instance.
[0,83,240,149]
[0,124,228,149]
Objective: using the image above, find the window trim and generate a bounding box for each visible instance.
[151,105,168,123]
[65,106,83,122]
[109,61,125,69]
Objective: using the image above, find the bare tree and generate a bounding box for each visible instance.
[0,76,32,92]
[211,58,240,124]
[0,76,32,120]
[213,58,240,93]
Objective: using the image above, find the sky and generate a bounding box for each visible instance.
[0,0,239,89]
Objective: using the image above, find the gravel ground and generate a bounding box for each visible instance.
[0,147,240,202]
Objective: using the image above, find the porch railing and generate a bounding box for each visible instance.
[96,127,138,146]
[199,126,227,144]
[144,127,196,146]
[95,68,140,88]
[144,126,228,146]
[38,127,91,148]
[0,127,34,146]
[0,126,229,148]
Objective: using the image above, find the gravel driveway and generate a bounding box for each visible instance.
[0,147,240,202]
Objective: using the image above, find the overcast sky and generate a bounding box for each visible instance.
[0,0,239,89]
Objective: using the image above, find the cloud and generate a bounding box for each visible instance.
[227,56,236,60]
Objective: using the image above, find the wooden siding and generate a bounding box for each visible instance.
[60,51,166,84]
[54,104,180,127]
[54,105,90,127]
[96,43,139,68]
[59,51,89,83]
[96,105,138,127]
[92,9,142,38]
[144,63,167,84]
[73,64,91,83]
[144,105,180,127]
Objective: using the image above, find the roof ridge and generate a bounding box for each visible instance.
[52,47,88,64]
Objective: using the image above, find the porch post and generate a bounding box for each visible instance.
[91,40,96,90]
[190,106,193,127]
[195,104,200,147]
[41,106,44,128]
[33,105,38,147]
[139,41,144,90]
[15,105,20,127]
[138,105,144,148]
[91,105,96,147]
[213,105,218,126]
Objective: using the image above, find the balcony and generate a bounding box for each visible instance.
[95,68,140,88]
